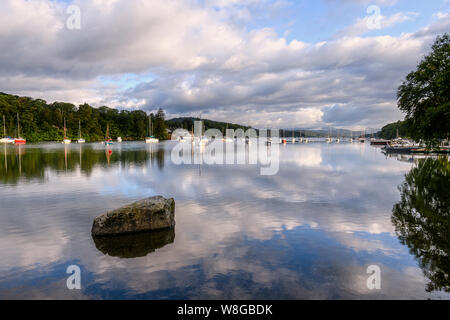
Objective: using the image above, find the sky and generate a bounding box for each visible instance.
[0,0,449,130]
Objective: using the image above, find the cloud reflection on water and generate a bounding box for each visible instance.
[0,142,448,299]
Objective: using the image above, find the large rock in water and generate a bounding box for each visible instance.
[91,196,175,236]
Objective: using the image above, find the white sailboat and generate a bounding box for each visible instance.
[62,118,71,144]
[1,115,14,144]
[358,129,366,143]
[77,120,85,143]
[145,116,159,143]
[326,127,332,143]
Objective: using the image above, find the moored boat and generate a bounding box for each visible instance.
[1,116,15,143]
[104,124,113,145]
[410,147,450,154]
[14,113,26,145]
[146,137,159,143]
[382,146,415,154]
[0,137,15,144]
[77,121,85,143]
[62,118,71,144]
[370,139,390,145]
[145,116,159,143]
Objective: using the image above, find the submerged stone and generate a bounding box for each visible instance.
[91,196,175,236]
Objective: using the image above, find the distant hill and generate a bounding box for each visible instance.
[277,128,376,138]
[166,117,252,133]
[166,117,378,138]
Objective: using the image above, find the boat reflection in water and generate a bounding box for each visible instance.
[392,157,450,293]
[93,228,175,259]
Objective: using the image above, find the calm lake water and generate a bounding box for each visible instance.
[0,141,448,299]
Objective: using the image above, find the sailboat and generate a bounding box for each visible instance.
[105,124,113,145]
[326,128,332,143]
[1,115,14,144]
[146,116,159,143]
[62,118,71,144]
[303,130,309,143]
[14,113,26,145]
[358,129,366,143]
[77,120,85,143]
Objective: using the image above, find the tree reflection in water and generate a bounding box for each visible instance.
[392,157,450,293]
[0,143,166,184]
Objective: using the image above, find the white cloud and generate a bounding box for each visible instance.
[0,0,448,129]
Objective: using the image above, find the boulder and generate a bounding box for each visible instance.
[91,196,175,236]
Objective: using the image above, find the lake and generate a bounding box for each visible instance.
[0,141,448,299]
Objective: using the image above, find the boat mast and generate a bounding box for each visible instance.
[17,113,20,138]
[64,117,67,139]
[3,115,5,137]
[79,120,81,139]
[106,124,110,140]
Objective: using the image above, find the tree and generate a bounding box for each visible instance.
[153,108,168,140]
[378,120,407,140]
[397,33,450,145]
[392,158,450,293]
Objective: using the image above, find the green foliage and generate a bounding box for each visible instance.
[397,33,450,145]
[378,120,408,140]
[152,108,168,140]
[1,92,262,142]
[392,157,450,293]
[0,92,160,142]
